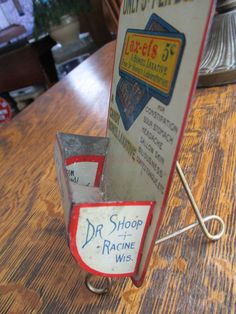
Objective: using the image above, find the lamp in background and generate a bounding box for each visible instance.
[199,0,236,86]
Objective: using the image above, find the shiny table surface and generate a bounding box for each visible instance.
[0,41,235,313]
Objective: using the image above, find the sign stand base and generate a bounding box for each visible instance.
[85,161,225,294]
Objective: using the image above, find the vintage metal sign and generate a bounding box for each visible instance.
[104,0,215,286]
[55,0,215,288]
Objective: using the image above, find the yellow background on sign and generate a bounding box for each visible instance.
[120,32,182,94]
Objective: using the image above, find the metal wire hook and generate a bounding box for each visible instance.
[85,274,112,295]
[155,214,225,245]
[156,162,225,244]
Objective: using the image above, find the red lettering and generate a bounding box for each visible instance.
[124,35,159,59]
[147,39,153,57]
[142,43,148,56]
[130,40,135,53]
[134,41,140,53]
[151,44,158,59]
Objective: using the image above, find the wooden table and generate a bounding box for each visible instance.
[0,41,235,313]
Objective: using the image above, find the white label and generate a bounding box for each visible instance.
[73,203,152,276]
[66,162,98,187]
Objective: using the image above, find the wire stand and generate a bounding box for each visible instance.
[85,161,225,294]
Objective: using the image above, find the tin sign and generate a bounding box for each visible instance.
[55,133,154,278]
[104,0,215,286]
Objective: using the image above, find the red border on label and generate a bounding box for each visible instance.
[69,201,155,278]
[65,155,105,187]
[131,0,215,287]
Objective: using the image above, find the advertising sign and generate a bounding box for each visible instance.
[104,0,215,286]
[56,1,215,288]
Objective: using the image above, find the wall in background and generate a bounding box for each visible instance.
[0,0,33,35]
[0,7,10,29]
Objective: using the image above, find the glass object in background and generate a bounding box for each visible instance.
[52,32,96,80]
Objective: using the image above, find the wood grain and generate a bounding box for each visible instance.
[102,0,122,35]
[0,41,235,314]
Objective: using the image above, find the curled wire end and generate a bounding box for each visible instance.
[85,274,112,295]
[201,214,225,241]
[155,214,225,245]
